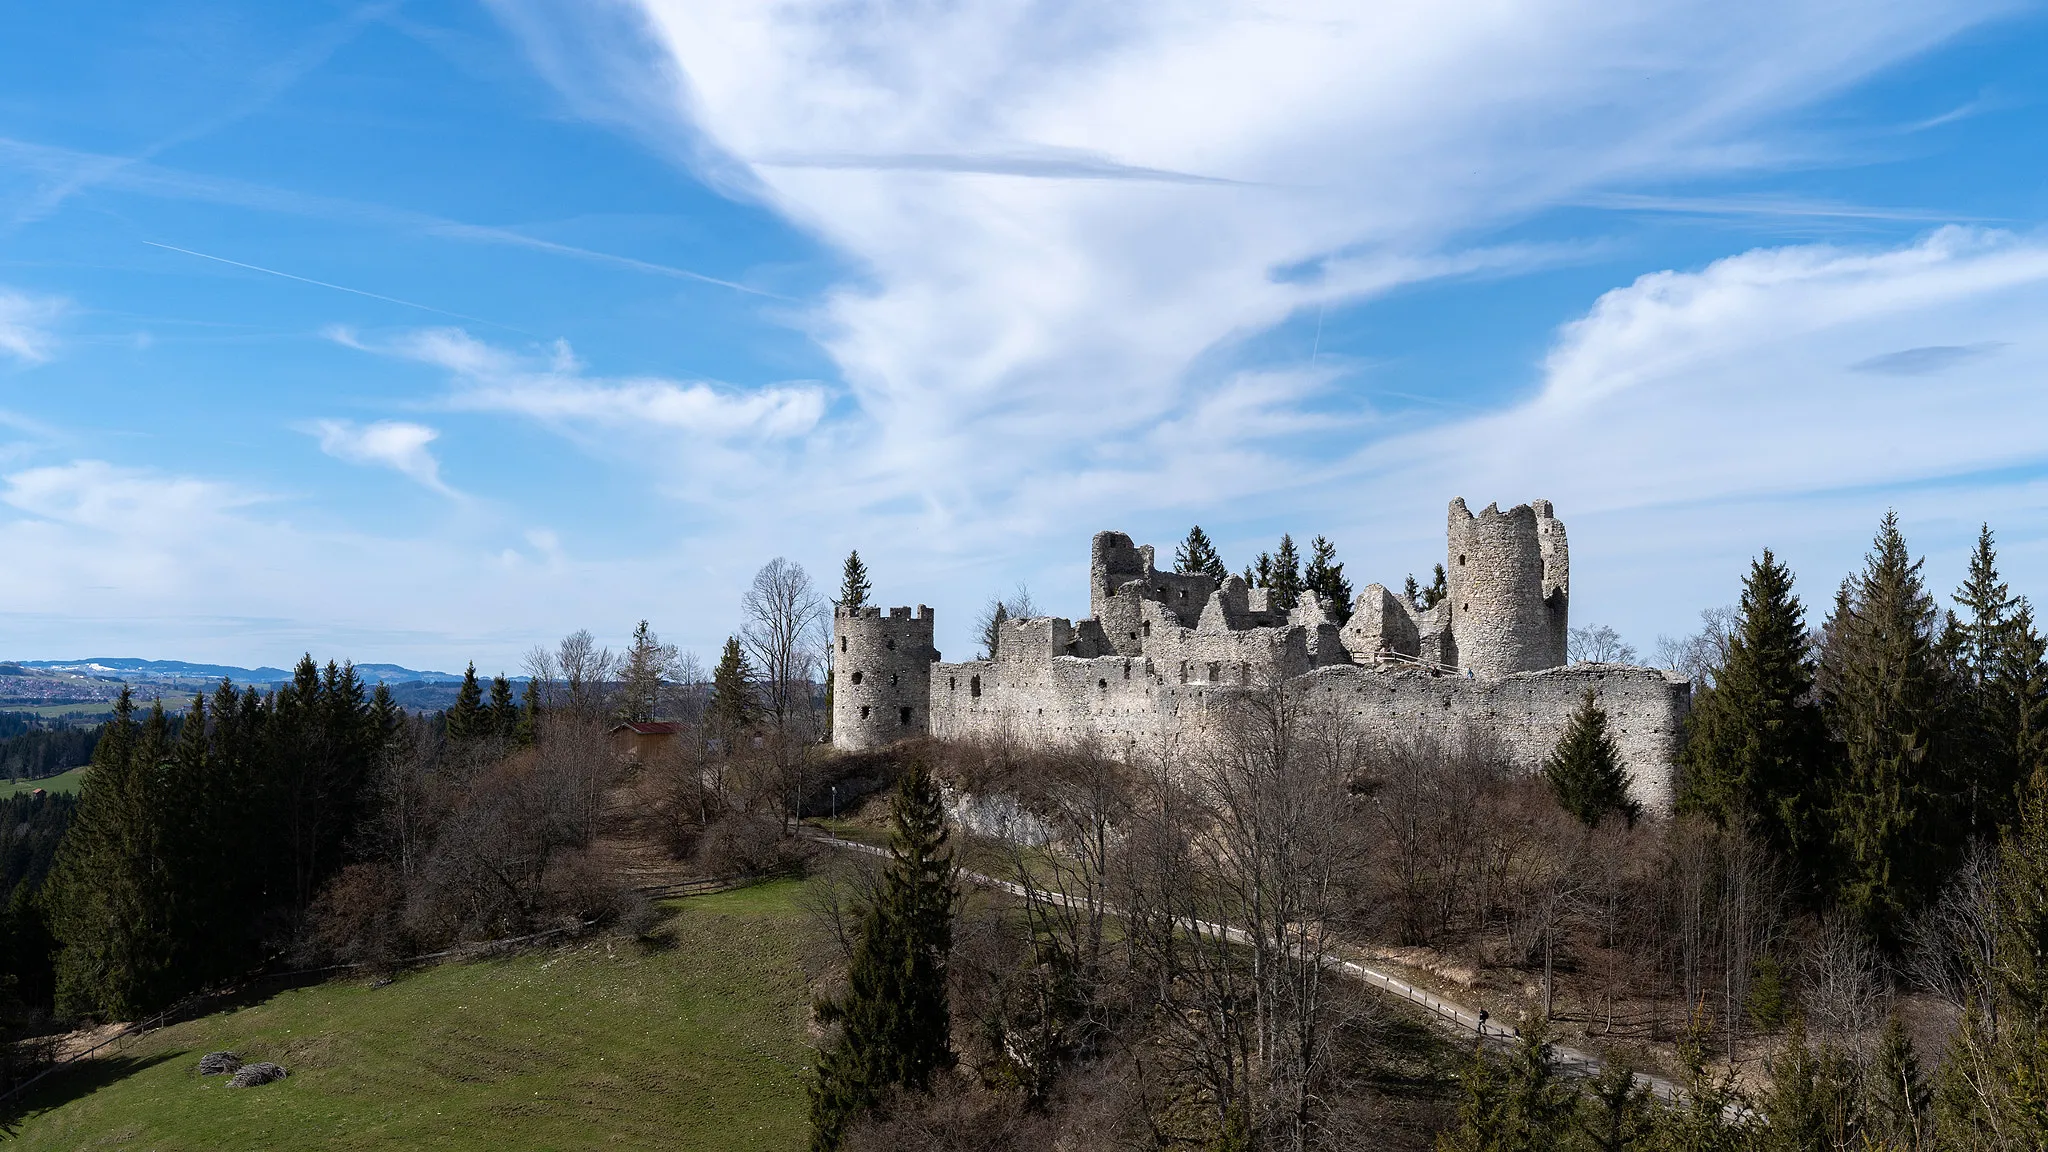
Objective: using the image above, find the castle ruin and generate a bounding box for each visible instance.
[832,498,1690,812]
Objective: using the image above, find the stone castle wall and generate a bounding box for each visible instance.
[838,498,1689,812]
[926,656,1689,812]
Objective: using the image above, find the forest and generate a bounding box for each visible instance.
[0,514,2041,1152]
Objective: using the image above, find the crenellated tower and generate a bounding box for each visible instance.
[831,605,937,751]
[1443,498,1569,676]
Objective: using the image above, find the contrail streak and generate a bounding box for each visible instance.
[141,241,532,334]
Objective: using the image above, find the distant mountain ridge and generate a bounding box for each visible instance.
[18,659,469,685]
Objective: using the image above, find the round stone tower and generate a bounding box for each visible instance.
[1443,498,1569,676]
[831,605,936,752]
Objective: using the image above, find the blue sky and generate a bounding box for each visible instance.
[3,0,2047,674]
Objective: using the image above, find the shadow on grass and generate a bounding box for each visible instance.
[1,1049,183,1135]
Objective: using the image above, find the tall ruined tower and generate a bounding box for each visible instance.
[1443,498,1568,676]
[831,605,936,751]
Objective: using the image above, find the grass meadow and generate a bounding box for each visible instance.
[7,880,819,1151]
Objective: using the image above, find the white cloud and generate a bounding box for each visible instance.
[489,1,2014,545]
[305,418,458,496]
[1317,226,2048,648]
[0,288,65,364]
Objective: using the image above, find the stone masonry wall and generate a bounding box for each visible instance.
[832,605,936,752]
[927,655,1690,813]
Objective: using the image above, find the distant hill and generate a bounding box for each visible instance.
[18,659,469,685]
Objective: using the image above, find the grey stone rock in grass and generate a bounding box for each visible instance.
[197,1051,242,1076]
[227,1061,288,1087]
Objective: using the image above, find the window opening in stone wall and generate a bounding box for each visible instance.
[900,706,913,726]
[949,677,956,691]
[851,671,863,685]
[1208,661,1221,682]
[886,638,896,650]
[1123,661,1130,680]
[840,636,847,653]
[1130,631,1138,641]
[860,705,870,719]
[1142,621,1151,637]
[891,673,898,686]
[970,675,981,697]
[1458,554,1466,565]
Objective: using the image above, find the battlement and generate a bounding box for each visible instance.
[838,604,935,622]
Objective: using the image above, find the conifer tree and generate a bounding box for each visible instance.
[1863,1014,1929,1149]
[1269,534,1304,612]
[1408,564,1449,610]
[1304,535,1354,624]
[709,637,758,738]
[1545,692,1639,828]
[515,677,542,747]
[1679,550,1830,877]
[838,550,873,612]
[1945,524,2021,839]
[370,681,401,744]
[446,662,484,744]
[1997,602,2048,798]
[1173,526,1228,582]
[1819,512,1951,941]
[45,692,181,1017]
[1760,1016,1861,1150]
[980,601,1008,661]
[488,674,517,743]
[1437,1024,1576,1152]
[618,621,677,725]
[809,754,958,1149]
[1576,1059,1655,1152]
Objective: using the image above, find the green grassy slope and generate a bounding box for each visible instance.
[0,767,86,799]
[9,880,818,1151]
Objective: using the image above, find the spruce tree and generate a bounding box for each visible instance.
[1576,1059,1655,1152]
[1819,512,1950,941]
[488,674,517,742]
[618,621,675,725]
[1997,603,2048,798]
[1760,1017,1862,1151]
[1304,535,1354,624]
[515,677,542,747]
[1269,534,1304,612]
[809,754,958,1149]
[45,692,182,1017]
[1863,1014,1929,1149]
[446,662,484,744]
[1173,526,1228,582]
[1437,1024,1576,1152]
[1679,550,1830,878]
[980,601,1008,661]
[1948,524,2026,839]
[1545,691,1639,828]
[709,637,757,739]
[838,550,873,612]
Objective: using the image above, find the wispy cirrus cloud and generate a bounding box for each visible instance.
[335,326,828,443]
[0,288,65,364]
[491,0,2015,530]
[305,418,459,496]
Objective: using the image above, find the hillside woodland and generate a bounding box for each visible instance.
[0,523,2043,1152]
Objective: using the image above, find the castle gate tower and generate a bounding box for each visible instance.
[1444,498,1569,676]
[832,605,936,752]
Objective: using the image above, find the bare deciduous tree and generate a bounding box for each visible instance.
[1569,623,1639,664]
[524,629,617,718]
[742,557,825,733]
